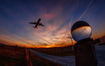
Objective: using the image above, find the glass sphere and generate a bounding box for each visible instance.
[71,21,92,42]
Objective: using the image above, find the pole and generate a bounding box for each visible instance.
[74,38,97,66]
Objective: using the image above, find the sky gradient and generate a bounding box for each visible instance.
[0,0,105,48]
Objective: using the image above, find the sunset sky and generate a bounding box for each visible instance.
[0,0,105,48]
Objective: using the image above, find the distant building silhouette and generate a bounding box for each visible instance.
[100,36,105,43]
[0,43,4,45]
[93,38,100,44]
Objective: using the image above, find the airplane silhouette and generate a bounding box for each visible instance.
[29,18,44,28]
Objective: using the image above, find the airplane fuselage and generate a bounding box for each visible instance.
[29,18,44,28]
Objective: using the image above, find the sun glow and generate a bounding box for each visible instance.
[46,46,51,48]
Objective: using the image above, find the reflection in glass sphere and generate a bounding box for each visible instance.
[71,21,92,42]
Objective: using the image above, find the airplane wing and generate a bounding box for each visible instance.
[39,23,44,26]
[29,22,37,24]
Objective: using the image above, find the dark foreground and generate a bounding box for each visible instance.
[29,45,105,66]
[0,45,62,66]
[0,45,26,66]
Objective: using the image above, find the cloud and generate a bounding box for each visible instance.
[25,2,79,47]
[78,0,93,21]
[1,0,104,48]
[0,28,39,47]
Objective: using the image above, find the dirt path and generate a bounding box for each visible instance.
[25,49,33,66]
[29,49,75,66]
[29,45,105,66]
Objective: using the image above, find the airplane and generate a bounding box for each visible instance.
[29,18,44,28]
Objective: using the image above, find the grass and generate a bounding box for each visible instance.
[31,47,74,56]
[0,45,27,66]
[35,50,74,56]
[97,43,105,45]
[0,45,74,66]
[29,50,62,66]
